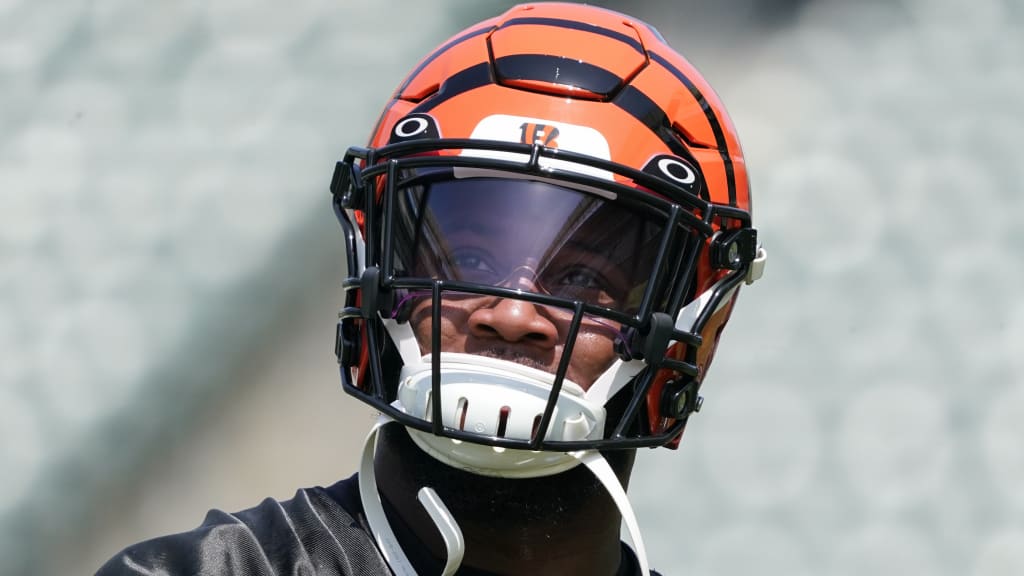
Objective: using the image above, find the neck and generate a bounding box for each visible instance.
[374,425,635,576]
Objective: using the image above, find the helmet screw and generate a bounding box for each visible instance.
[727,242,740,266]
[671,390,688,417]
[661,380,690,419]
[661,380,704,419]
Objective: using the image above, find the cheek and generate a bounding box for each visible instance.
[567,330,619,387]
[412,319,429,355]
[409,302,434,354]
[409,300,470,354]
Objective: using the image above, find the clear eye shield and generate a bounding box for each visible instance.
[389,175,668,319]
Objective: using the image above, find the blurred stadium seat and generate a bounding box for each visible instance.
[1,0,1021,574]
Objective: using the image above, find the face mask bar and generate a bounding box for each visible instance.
[331,138,757,450]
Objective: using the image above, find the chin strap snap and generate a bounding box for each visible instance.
[359,415,650,576]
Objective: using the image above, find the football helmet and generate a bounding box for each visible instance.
[331,2,765,472]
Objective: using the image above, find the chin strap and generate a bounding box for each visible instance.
[359,416,650,576]
[571,450,650,576]
[359,416,465,576]
[417,486,465,574]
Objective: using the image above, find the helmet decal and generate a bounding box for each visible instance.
[641,154,704,198]
[388,113,441,143]
[458,114,613,182]
[518,122,560,148]
[469,114,609,158]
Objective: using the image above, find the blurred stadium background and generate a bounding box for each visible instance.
[2,0,1022,574]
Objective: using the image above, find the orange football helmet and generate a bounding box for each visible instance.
[331,2,765,465]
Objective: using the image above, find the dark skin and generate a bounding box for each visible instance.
[375,288,637,575]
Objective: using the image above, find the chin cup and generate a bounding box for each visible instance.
[396,353,607,478]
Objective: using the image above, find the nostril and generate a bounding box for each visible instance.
[468,298,559,345]
[476,323,550,343]
[475,324,499,337]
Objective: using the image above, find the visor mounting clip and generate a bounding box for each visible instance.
[331,156,364,209]
[660,378,702,419]
[710,228,757,271]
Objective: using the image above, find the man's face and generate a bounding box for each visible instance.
[407,289,621,391]
[396,177,663,389]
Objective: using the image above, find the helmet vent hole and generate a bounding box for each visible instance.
[497,406,511,438]
[531,414,543,442]
[457,397,469,430]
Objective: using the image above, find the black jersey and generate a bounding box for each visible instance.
[96,474,658,575]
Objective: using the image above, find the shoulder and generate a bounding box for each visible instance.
[95,475,391,576]
[618,542,664,576]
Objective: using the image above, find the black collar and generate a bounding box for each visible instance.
[379,492,652,575]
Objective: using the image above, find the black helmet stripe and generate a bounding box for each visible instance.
[396,24,493,97]
[613,86,702,170]
[413,62,492,113]
[649,51,737,206]
[494,54,625,98]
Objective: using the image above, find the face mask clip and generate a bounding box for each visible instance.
[359,266,395,319]
[331,149,367,209]
[659,377,703,419]
[710,228,758,270]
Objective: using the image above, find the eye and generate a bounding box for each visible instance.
[557,267,605,289]
[450,248,499,282]
[547,266,622,307]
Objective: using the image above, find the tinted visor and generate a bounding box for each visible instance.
[391,177,666,315]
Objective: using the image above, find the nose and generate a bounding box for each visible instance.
[468,296,560,346]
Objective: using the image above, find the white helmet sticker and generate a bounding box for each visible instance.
[459,114,613,181]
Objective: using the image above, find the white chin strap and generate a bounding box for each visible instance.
[359,416,463,576]
[358,415,651,576]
